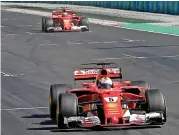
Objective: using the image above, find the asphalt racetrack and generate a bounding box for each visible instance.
[1,10,179,135]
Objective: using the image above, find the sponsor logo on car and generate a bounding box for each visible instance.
[107,103,117,108]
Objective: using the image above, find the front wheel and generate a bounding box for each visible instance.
[146,89,167,123]
[56,93,78,128]
[44,18,53,33]
[79,16,89,32]
[42,17,46,32]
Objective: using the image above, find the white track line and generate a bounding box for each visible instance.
[1,107,49,111]
[88,41,118,44]
[92,55,179,61]
[39,44,58,46]
[1,71,17,77]
[5,33,19,36]
[121,38,145,42]
[123,54,137,58]
[67,41,118,45]
[1,71,24,77]
[25,32,33,34]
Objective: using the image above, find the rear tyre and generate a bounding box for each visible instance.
[56,93,78,128]
[49,84,71,120]
[145,89,167,123]
[131,80,150,95]
[79,16,89,32]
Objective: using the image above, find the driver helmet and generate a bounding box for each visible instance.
[99,77,112,88]
[97,69,112,88]
[62,12,68,17]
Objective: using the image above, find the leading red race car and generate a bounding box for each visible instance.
[49,62,167,129]
[42,7,89,33]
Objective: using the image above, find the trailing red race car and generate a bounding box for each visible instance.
[42,7,89,33]
[49,62,167,129]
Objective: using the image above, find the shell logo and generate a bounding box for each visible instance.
[107,103,117,108]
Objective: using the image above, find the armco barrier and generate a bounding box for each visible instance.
[40,1,179,15]
[2,1,179,15]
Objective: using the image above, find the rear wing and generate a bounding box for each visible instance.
[74,62,122,80]
[74,68,122,80]
[52,7,73,15]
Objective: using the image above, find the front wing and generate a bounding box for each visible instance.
[46,26,88,32]
[66,112,164,128]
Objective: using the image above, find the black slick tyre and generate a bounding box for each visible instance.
[79,16,89,32]
[145,89,167,123]
[44,18,53,33]
[56,93,78,128]
[42,17,46,32]
[49,84,70,120]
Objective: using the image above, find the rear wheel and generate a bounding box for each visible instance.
[131,80,150,95]
[49,84,71,120]
[56,93,78,128]
[145,89,167,123]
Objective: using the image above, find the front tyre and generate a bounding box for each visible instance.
[79,16,89,32]
[56,93,78,128]
[145,89,167,124]
[42,17,46,32]
[44,18,53,33]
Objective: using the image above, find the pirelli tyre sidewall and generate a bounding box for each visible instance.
[145,89,167,123]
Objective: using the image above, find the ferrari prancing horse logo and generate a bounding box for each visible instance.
[104,97,118,102]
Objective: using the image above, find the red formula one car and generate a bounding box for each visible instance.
[49,62,167,129]
[42,7,89,33]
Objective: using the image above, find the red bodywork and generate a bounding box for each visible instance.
[51,8,83,31]
[65,63,149,127]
